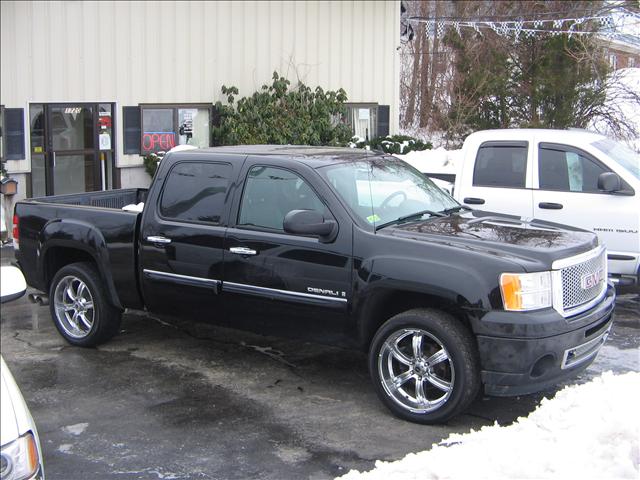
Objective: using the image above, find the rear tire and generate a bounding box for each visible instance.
[49,262,122,347]
[369,308,480,424]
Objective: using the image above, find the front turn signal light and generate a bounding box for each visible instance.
[500,271,552,311]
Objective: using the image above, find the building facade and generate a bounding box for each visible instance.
[602,35,640,70]
[0,0,400,207]
[598,7,640,71]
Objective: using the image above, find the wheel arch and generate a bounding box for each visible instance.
[356,287,476,352]
[40,219,123,310]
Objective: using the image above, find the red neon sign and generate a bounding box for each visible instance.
[98,116,112,129]
[142,132,176,153]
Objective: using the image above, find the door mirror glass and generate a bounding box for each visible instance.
[0,266,27,303]
[283,209,337,241]
[597,172,622,192]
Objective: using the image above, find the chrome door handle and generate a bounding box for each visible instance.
[146,235,172,245]
[229,247,257,256]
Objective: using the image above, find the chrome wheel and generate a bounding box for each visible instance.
[53,275,95,339]
[378,328,455,414]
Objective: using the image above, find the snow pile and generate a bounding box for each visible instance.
[338,371,640,480]
[394,148,462,175]
[400,127,451,150]
[121,202,144,213]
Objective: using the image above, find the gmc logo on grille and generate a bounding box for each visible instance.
[581,269,604,289]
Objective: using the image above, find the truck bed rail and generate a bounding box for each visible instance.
[30,189,148,210]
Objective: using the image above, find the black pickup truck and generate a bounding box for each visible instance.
[14,146,615,423]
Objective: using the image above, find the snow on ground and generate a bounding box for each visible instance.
[337,371,639,480]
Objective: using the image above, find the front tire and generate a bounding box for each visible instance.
[369,309,480,424]
[49,262,122,347]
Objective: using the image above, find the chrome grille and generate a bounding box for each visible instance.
[561,251,606,310]
[554,247,607,317]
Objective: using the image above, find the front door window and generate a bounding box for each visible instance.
[538,145,607,193]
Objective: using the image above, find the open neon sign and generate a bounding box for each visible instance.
[142,132,176,153]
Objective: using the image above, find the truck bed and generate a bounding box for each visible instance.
[15,189,148,310]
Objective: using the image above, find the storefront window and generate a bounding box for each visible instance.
[29,105,45,153]
[178,108,210,148]
[141,108,175,154]
[345,103,378,141]
[98,103,113,152]
[140,105,212,154]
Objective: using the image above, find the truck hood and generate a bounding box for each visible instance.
[379,210,598,270]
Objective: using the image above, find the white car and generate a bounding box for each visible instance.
[1,266,44,480]
[453,129,640,288]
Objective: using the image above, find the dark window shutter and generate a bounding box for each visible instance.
[5,108,25,160]
[376,105,390,138]
[123,106,141,154]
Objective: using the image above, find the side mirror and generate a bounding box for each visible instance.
[283,210,337,241]
[597,172,622,193]
[0,266,27,304]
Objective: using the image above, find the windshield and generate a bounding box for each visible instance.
[319,158,459,229]
[592,138,640,180]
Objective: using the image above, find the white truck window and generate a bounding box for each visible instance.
[538,146,607,193]
[472,143,528,188]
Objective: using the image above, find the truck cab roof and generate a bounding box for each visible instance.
[464,128,607,146]
[169,145,381,168]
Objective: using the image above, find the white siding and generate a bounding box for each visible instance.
[1,0,400,178]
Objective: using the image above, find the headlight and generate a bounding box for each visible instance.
[500,271,552,311]
[0,432,40,480]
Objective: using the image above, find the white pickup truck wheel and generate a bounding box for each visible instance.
[369,309,480,424]
[49,262,122,347]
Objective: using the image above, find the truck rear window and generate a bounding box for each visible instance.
[159,161,231,224]
[473,143,528,188]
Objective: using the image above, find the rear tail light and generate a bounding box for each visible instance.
[12,214,19,249]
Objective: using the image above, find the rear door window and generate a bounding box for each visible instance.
[473,142,528,188]
[160,161,232,224]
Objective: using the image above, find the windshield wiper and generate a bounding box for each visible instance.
[374,209,445,231]
[440,205,472,214]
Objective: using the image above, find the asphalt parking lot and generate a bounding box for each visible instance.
[1,246,638,480]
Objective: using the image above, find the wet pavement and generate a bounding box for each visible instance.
[1,245,638,480]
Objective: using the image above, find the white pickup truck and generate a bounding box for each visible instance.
[451,129,639,288]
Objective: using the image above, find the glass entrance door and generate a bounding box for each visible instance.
[29,103,116,197]
[49,104,98,195]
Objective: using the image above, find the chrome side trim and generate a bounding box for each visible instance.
[561,323,612,370]
[223,281,348,304]
[143,269,220,291]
